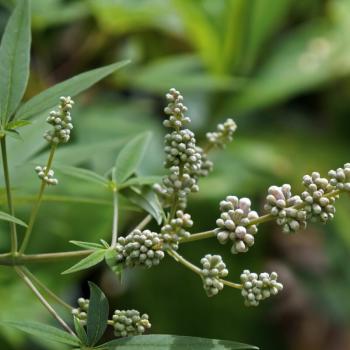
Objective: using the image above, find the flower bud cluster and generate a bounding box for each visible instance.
[328,163,350,191]
[200,254,228,297]
[44,96,74,144]
[301,172,337,223]
[240,270,283,307]
[264,184,307,233]
[155,88,212,211]
[164,129,202,173]
[161,210,193,250]
[112,310,151,338]
[116,229,164,268]
[35,166,58,185]
[72,298,89,326]
[163,88,190,129]
[216,196,259,254]
[206,118,237,149]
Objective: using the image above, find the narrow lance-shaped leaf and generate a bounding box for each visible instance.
[1,321,81,347]
[119,175,163,189]
[62,249,106,275]
[74,317,88,346]
[121,186,163,225]
[15,60,130,120]
[54,164,110,188]
[69,240,105,250]
[113,132,151,185]
[97,334,259,350]
[87,282,109,346]
[0,0,31,125]
[0,211,28,227]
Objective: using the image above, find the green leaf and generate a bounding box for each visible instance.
[121,186,163,225]
[15,60,130,120]
[62,249,106,274]
[98,335,258,350]
[1,321,80,346]
[73,317,88,346]
[0,0,31,125]
[105,249,123,281]
[69,240,104,250]
[0,211,27,227]
[120,176,162,189]
[87,282,109,346]
[113,132,151,185]
[6,119,31,130]
[55,164,110,188]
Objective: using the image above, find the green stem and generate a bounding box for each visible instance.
[167,249,242,290]
[14,267,76,336]
[132,214,152,232]
[111,189,118,247]
[0,250,93,266]
[0,136,18,253]
[180,230,215,243]
[19,145,57,254]
[167,249,201,275]
[22,267,73,311]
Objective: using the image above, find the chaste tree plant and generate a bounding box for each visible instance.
[1,2,349,350]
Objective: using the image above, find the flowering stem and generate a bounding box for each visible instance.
[22,267,73,311]
[14,266,76,336]
[167,249,201,275]
[167,249,243,290]
[19,145,57,254]
[180,188,344,244]
[0,136,18,253]
[111,189,119,247]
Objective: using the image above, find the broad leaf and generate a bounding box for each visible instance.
[15,60,130,120]
[62,249,106,274]
[120,175,162,189]
[0,211,27,227]
[55,164,110,188]
[69,240,104,250]
[73,317,88,346]
[87,282,109,346]
[0,0,31,125]
[1,321,80,346]
[113,132,151,185]
[121,186,163,225]
[98,335,258,350]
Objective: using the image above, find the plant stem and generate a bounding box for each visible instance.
[22,267,73,311]
[180,230,216,243]
[167,249,202,275]
[0,136,18,253]
[14,266,76,336]
[0,250,93,266]
[167,249,242,290]
[221,279,242,289]
[19,145,57,254]
[111,189,118,247]
[131,214,152,232]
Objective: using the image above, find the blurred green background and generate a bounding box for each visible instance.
[0,0,350,349]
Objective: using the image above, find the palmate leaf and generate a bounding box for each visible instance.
[113,132,151,185]
[61,249,106,274]
[15,60,130,120]
[0,0,31,125]
[0,211,27,227]
[87,282,109,346]
[1,321,80,346]
[97,335,259,350]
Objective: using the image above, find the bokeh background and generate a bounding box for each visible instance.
[0,0,350,349]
